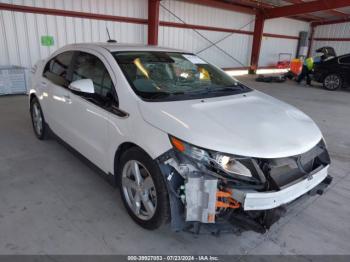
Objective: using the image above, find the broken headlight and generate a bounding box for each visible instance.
[169,135,252,178]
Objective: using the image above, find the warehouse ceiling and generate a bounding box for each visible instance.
[219,0,350,22]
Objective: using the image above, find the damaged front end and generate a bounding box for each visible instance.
[157,136,332,234]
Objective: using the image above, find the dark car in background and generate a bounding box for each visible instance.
[313,47,350,91]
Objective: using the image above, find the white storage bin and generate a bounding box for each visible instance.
[0,66,30,95]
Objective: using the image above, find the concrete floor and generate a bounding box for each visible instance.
[0,76,349,255]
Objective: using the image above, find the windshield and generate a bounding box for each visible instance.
[113,51,251,101]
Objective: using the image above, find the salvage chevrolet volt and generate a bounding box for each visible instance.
[29,43,332,232]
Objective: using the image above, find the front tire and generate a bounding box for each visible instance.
[323,74,342,91]
[117,147,170,230]
[30,97,47,140]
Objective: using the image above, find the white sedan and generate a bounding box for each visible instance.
[29,43,331,232]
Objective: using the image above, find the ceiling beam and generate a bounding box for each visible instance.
[264,0,350,19]
[186,0,320,22]
[0,2,147,24]
[184,0,256,14]
[229,0,322,21]
[227,0,275,9]
[284,0,349,18]
[326,9,350,18]
[312,16,350,26]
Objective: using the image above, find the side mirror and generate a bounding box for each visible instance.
[69,79,94,94]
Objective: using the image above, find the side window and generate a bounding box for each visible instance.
[43,51,74,86]
[339,56,350,64]
[72,52,114,100]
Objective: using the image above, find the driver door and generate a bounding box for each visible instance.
[66,51,114,171]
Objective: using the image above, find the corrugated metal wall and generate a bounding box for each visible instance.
[0,0,310,69]
[159,0,254,68]
[0,0,147,68]
[312,22,350,56]
[259,18,309,67]
[159,1,309,68]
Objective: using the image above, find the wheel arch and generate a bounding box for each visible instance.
[29,93,46,118]
[29,93,37,103]
[113,142,153,176]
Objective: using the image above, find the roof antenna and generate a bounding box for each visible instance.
[106,27,117,43]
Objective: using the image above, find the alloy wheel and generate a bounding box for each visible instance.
[121,160,157,220]
[32,102,43,136]
[324,74,340,90]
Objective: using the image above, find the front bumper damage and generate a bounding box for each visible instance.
[235,165,329,211]
[157,140,332,234]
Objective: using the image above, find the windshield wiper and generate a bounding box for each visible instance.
[180,85,244,95]
[208,84,245,92]
[144,84,246,100]
[147,91,185,99]
[221,83,245,90]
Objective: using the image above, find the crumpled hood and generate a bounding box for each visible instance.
[138,90,323,158]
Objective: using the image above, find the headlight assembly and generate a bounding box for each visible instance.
[169,135,252,178]
[169,136,210,162]
[214,153,252,178]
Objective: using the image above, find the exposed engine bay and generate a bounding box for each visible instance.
[157,137,332,234]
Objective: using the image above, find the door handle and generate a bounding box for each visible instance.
[41,81,47,87]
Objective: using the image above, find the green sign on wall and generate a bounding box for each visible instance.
[41,35,54,46]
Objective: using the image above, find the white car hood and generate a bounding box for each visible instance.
[138,90,323,158]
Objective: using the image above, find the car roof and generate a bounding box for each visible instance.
[64,42,187,53]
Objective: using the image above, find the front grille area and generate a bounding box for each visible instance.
[264,140,330,190]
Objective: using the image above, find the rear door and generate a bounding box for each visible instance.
[42,51,76,141]
[338,55,350,84]
[67,50,115,170]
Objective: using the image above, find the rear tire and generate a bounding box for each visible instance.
[30,97,48,140]
[117,147,170,230]
[323,74,342,91]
